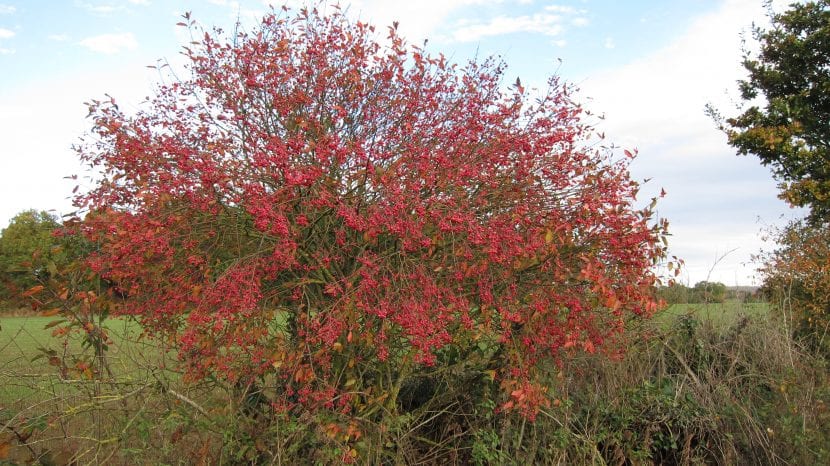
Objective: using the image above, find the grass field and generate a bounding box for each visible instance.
[0,301,768,403]
[0,315,195,464]
[657,300,770,326]
[0,315,167,404]
[1,315,146,368]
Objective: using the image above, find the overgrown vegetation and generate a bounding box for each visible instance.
[3,304,829,464]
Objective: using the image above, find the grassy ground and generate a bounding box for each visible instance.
[0,315,166,403]
[1,315,145,367]
[656,300,770,326]
[0,314,193,464]
[0,302,767,395]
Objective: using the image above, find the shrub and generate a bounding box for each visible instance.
[760,221,830,356]
[62,6,667,461]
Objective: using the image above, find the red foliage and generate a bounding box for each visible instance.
[74,7,667,418]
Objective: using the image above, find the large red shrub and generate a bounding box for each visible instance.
[75,7,666,422]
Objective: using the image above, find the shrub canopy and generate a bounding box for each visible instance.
[74,7,667,419]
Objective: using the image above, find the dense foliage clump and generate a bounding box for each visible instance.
[0,210,61,306]
[2,6,670,462]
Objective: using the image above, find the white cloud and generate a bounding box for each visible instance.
[603,37,615,49]
[544,5,576,14]
[552,39,567,47]
[128,0,150,4]
[0,46,12,54]
[453,13,566,42]
[343,0,500,43]
[0,27,14,39]
[578,0,798,285]
[0,4,15,14]
[89,5,116,14]
[79,32,138,54]
[75,2,122,15]
[48,34,70,41]
[572,17,589,27]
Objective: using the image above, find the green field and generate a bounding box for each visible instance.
[0,315,193,464]
[1,316,146,367]
[0,316,168,405]
[3,300,828,465]
[656,301,770,326]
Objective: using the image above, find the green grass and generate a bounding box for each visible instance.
[0,315,187,464]
[656,300,770,326]
[0,315,166,404]
[1,316,144,367]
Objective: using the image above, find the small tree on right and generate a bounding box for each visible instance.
[718,0,830,353]
[718,0,830,220]
[758,220,830,353]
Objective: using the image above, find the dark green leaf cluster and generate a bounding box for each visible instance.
[0,210,89,306]
[0,210,60,303]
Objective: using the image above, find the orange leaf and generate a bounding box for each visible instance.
[41,308,61,317]
[583,340,596,354]
[22,285,44,297]
[0,441,9,459]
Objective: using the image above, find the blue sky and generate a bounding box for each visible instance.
[0,0,802,285]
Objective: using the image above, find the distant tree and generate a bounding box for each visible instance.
[657,283,690,305]
[0,210,60,304]
[715,0,830,221]
[691,281,727,304]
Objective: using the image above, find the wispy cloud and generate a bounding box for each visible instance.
[127,0,150,5]
[448,3,588,43]
[48,34,70,42]
[578,0,797,284]
[453,13,567,42]
[78,32,138,54]
[0,4,15,15]
[338,0,502,43]
[0,25,13,54]
[572,17,589,27]
[544,5,576,14]
[75,1,121,15]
